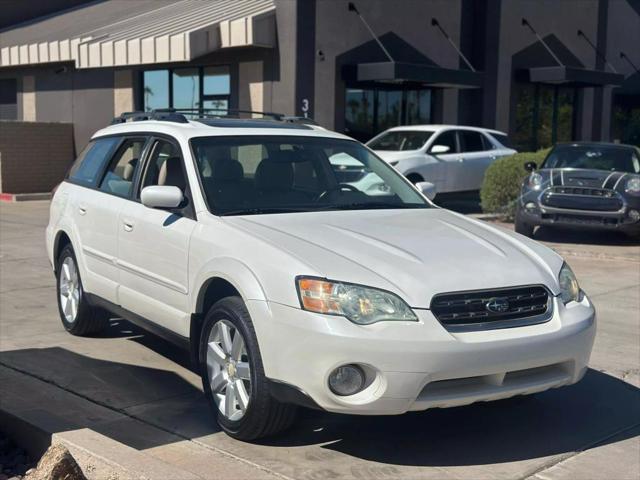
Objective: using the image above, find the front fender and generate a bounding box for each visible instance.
[191,256,267,313]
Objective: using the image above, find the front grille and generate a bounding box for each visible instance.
[541,187,623,212]
[550,186,615,197]
[431,285,551,332]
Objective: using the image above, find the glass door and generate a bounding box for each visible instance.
[345,88,432,142]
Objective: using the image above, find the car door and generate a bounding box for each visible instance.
[68,136,145,303]
[423,130,463,193]
[457,130,496,192]
[117,137,197,336]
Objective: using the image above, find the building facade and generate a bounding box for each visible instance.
[1,0,638,154]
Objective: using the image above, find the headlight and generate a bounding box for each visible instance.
[296,277,417,324]
[558,263,581,304]
[625,176,640,194]
[528,172,543,190]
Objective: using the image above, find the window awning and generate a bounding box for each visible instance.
[0,0,275,69]
[525,66,624,87]
[345,61,483,89]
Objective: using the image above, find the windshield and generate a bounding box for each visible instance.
[543,145,640,173]
[190,135,430,215]
[367,130,433,151]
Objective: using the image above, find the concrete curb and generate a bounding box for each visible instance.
[0,365,200,480]
[0,192,52,202]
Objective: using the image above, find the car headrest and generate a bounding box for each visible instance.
[158,157,186,190]
[123,158,138,181]
[212,158,244,181]
[255,159,294,191]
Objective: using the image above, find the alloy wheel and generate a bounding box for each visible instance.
[59,256,80,323]
[206,319,252,421]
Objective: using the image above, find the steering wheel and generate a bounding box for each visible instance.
[315,183,359,202]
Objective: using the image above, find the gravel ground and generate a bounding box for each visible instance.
[0,433,34,480]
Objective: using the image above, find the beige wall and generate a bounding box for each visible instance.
[238,61,263,116]
[22,75,36,121]
[113,69,134,116]
[0,121,74,193]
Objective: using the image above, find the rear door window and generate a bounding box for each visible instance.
[459,130,486,153]
[68,137,120,187]
[99,138,147,197]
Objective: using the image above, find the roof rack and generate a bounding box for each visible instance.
[111,108,319,126]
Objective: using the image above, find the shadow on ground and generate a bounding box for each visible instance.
[2,323,639,468]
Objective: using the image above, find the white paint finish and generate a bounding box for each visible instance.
[66,184,129,303]
[49,41,60,62]
[155,36,169,63]
[45,119,595,418]
[1,47,9,65]
[101,42,114,67]
[114,40,127,65]
[38,43,48,63]
[0,3,275,68]
[369,125,517,194]
[117,202,196,335]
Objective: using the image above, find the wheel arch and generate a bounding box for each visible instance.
[189,258,267,369]
[53,230,73,272]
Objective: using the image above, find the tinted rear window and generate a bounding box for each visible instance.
[490,133,513,148]
[68,138,120,187]
[459,130,486,153]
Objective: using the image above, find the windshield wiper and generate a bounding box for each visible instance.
[321,202,426,211]
[219,207,314,216]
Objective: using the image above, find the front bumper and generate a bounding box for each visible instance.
[518,188,640,233]
[247,295,596,415]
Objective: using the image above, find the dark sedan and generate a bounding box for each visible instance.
[515,142,640,238]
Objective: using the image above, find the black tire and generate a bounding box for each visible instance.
[514,209,535,237]
[56,244,109,336]
[199,296,296,441]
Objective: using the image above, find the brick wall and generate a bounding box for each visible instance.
[0,121,74,193]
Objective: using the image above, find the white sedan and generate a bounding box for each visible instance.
[367,125,517,195]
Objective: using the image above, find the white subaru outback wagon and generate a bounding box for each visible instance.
[46,111,596,441]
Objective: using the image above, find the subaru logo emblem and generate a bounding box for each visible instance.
[486,298,509,313]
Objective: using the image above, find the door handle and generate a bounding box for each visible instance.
[123,220,134,232]
[458,157,464,162]
[78,205,87,215]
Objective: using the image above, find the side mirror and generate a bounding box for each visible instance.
[430,145,450,155]
[416,181,437,201]
[141,185,184,209]
[524,161,537,172]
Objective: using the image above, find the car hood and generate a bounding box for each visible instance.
[541,167,631,190]
[226,208,563,308]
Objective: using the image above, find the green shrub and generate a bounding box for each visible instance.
[480,149,550,220]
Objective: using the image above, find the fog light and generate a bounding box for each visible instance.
[629,209,640,222]
[328,365,365,396]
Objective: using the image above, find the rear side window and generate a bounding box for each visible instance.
[99,138,147,197]
[68,138,119,187]
[459,131,486,153]
[490,133,513,149]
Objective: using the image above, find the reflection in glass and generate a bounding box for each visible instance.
[204,66,230,95]
[143,70,169,111]
[173,68,200,109]
[406,90,431,125]
[377,90,402,132]
[345,89,375,141]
